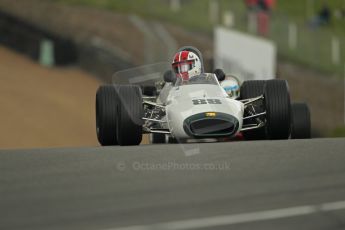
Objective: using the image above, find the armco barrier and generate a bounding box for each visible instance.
[0,10,77,66]
[0,10,133,82]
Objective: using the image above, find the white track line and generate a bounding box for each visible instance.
[105,200,345,230]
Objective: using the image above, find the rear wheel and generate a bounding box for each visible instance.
[96,85,118,146]
[291,102,311,139]
[240,80,266,140]
[264,80,291,139]
[116,85,144,146]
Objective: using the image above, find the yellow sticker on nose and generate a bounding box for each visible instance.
[205,112,216,117]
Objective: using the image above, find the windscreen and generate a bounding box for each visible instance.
[174,73,219,87]
[112,62,171,86]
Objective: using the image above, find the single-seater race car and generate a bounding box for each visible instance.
[95,46,310,146]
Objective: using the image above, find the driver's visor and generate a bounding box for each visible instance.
[172,60,195,74]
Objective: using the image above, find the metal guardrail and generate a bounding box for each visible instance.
[0,10,77,66]
[0,10,134,82]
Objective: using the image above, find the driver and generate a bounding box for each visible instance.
[172,51,202,81]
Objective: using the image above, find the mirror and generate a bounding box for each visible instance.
[164,70,176,83]
[214,69,226,82]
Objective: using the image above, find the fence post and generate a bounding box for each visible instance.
[223,11,234,28]
[331,36,340,65]
[288,22,298,50]
[39,39,55,67]
[247,11,257,34]
[170,0,180,12]
[209,0,219,24]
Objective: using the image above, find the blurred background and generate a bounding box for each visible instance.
[0,0,344,149]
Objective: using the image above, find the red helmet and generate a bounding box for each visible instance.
[172,51,202,80]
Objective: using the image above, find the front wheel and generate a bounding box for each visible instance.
[116,85,144,146]
[96,85,118,146]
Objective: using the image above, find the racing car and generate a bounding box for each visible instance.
[95,46,311,146]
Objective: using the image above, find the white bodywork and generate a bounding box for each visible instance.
[165,74,244,139]
[112,62,248,140]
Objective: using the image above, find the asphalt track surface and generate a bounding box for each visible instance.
[1,138,345,230]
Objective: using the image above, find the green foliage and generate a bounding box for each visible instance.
[54,0,345,75]
[54,0,345,32]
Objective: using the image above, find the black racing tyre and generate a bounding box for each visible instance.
[264,80,291,139]
[96,85,118,146]
[291,103,311,139]
[240,80,266,140]
[116,85,144,146]
[151,133,166,144]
